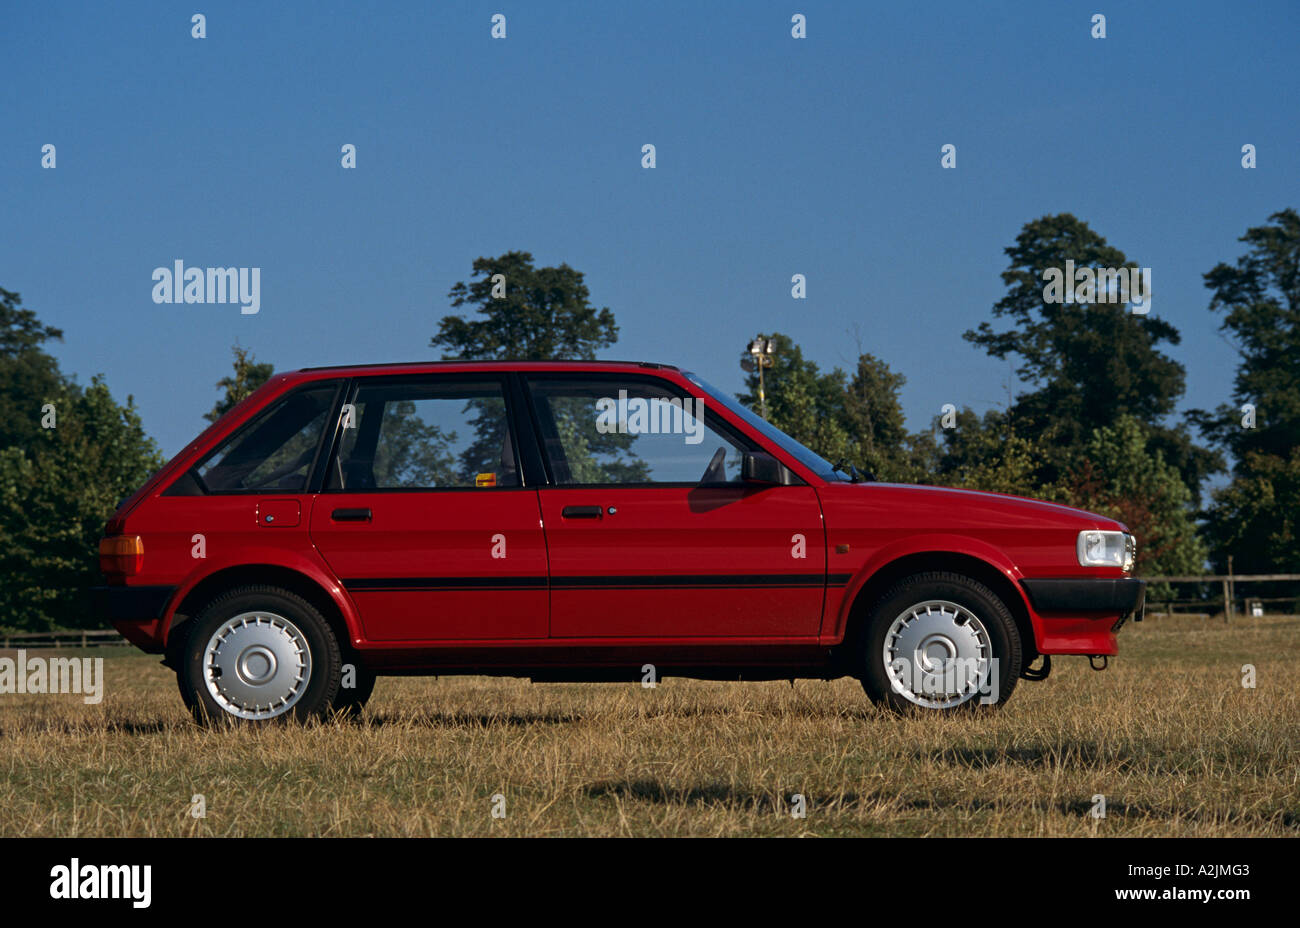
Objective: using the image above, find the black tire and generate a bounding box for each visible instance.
[178,585,342,726]
[859,571,1021,712]
[332,661,377,718]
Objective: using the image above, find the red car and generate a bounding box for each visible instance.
[95,360,1144,724]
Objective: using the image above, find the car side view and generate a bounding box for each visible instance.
[95,360,1146,724]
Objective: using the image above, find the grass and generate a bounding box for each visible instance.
[1,614,1297,837]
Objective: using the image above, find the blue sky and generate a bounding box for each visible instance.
[4,1,1297,457]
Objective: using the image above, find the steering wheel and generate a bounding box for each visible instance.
[700,446,727,483]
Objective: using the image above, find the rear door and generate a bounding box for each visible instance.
[524,373,827,639]
[309,374,548,642]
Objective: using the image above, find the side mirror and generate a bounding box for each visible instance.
[741,451,790,485]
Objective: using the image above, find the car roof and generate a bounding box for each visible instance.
[295,359,681,375]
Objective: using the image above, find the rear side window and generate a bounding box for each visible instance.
[194,383,339,492]
[327,378,520,490]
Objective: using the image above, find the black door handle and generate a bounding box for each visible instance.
[561,505,603,519]
[332,507,372,522]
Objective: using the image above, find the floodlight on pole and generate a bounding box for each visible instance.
[742,335,777,418]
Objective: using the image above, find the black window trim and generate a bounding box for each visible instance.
[308,378,353,493]
[506,372,550,487]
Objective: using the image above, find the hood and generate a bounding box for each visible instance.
[824,481,1127,532]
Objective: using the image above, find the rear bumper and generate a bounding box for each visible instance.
[91,585,175,653]
[91,585,175,621]
[1020,577,1146,617]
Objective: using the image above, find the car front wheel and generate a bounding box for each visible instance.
[860,571,1022,711]
[179,585,342,725]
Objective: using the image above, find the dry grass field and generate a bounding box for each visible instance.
[1,613,1297,837]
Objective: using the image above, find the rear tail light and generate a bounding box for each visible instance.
[99,535,143,576]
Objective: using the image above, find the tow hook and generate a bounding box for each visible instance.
[1021,654,1052,681]
[1088,655,1109,671]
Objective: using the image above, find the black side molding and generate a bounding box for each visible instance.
[1020,577,1146,614]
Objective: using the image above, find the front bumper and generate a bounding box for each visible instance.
[1020,577,1146,627]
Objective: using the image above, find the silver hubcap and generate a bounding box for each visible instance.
[203,611,312,720]
[882,599,993,708]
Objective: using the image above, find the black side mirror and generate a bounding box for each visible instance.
[741,451,789,485]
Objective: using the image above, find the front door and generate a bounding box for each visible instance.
[525,374,827,639]
[310,374,548,642]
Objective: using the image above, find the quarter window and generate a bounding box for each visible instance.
[195,382,339,492]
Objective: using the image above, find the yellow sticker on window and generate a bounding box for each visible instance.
[476,472,497,487]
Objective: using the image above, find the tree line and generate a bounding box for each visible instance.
[737,211,1299,582]
[1,209,1296,630]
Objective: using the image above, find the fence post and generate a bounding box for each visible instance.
[1227,555,1235,621]
[1222,580,1231,624]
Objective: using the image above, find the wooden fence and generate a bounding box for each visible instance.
[1142,573,1300,622]
[0,629,128,649]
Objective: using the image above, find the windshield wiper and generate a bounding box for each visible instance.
[832,459,874,483]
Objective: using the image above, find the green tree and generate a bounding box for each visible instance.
[1195,208,1300,572]
[205,343,274,423]
[841,353,919,481]
[0,290,163,630]
[737,333,936,482]
[930,407,1053,496]
[1201,450,1300,575]
[0,286,65,452]
[432,251,618,361]
[738,333,853,464]
[1059,416,1207,576]
[433,251,638,479]
[932,409,1206,575]
[963,214,1216,497]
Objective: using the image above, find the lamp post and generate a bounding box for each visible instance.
[741,336,777,419]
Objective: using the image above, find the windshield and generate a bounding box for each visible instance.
[684,372,847,481]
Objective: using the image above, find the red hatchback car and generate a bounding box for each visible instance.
[95,360,1144,724]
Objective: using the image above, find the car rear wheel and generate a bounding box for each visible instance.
[179,585,342,725]
[860,571,1021,711]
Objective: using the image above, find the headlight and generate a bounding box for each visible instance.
[1077,530,1135,572]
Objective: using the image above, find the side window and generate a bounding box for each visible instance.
[195,383,339,492]
[328,378,519,490]
[527,378,748,485]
